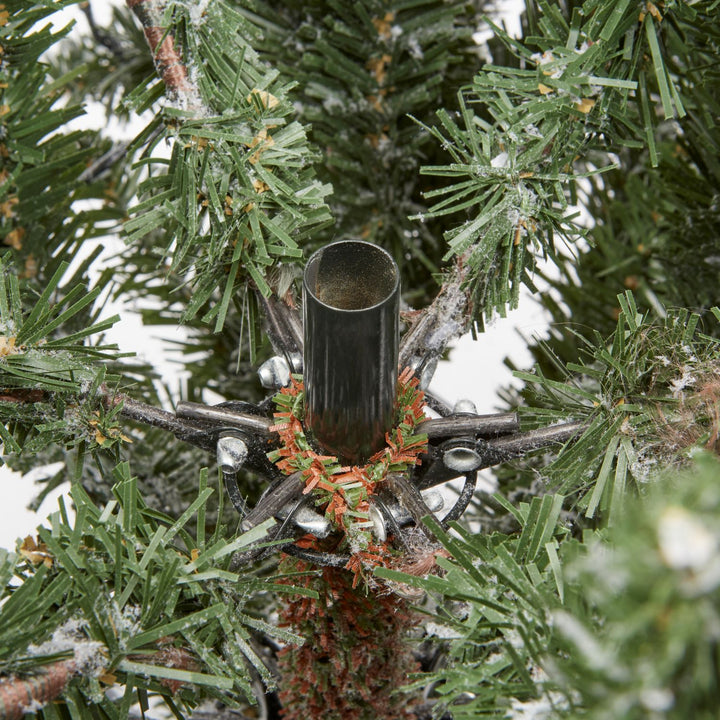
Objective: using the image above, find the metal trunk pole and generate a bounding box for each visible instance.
[303,240,400,464]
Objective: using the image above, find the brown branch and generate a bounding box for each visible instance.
[0,660,75,720]
[0,645,201,718]
[0,384,211,446]
[127,645,200,694]
[126,0,203,112]
[0,388,46,403]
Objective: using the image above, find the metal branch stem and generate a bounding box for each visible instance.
[486,421,588,456]
[110,394,204,441]
[417,412,519,439]
[385,473,437,541]
[175,402,274,437]
[440,471,478,526]
[398,260,470,373]
[230,498,305,570]
[223,469,248,519]
[372,496,409,549]
[256,291,303,372]
[417,420,590,490]
[241,472,306,530]
[421,390,454,417]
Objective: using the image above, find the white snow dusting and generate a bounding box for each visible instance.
[27,617,106,677]
[669,365,697,397]
[185,0,212,24]
[506,687,570,720]
[640,687,675,712]
[406,35,424,60]
[657,506,717,572]
[425,622,462,639]
[491,151,509,168]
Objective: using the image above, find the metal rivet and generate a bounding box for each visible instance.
[369,504,387,542]
[257,356,292,389]
[420,490,444,512]
[216,436,248,473]
[443,446,482,472]
[453,398,477,414]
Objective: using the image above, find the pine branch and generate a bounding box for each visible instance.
[0,256,129,454]
[3,3,719,719]
[492,4,720,486]
[376,496,566,717]
[379,451,720,717]
[51,1,153,120]
[0,464,300,717]
[418,0,710,320]
[123,0,332,338]
[398,258,472,379]
[234,0,488,304]
[1,0,122,281]
[513,293,720,522]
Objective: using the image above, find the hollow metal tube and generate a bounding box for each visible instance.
[303,240,400,464]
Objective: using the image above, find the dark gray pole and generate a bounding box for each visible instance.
[303,241,400,464]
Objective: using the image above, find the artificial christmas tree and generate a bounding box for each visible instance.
[0,0,719,718]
